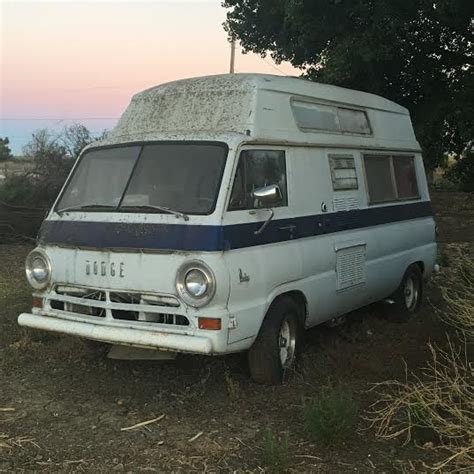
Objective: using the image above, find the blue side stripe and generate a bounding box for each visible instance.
[39,201,433,251]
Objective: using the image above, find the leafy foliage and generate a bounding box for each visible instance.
[223,0,473,169]
[0,137,13,161]
[445,142,474,192]
[304,384,358,445]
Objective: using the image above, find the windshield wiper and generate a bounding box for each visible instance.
[56,204,116,215]
[120,204,189,221]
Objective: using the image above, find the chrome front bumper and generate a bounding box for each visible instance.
[18,313,213,354]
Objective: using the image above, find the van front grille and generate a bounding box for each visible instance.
[47,285,189,327]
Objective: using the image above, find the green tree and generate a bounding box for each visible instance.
[223,0,473,169]
[446,141,474,191]
[0,137,13,161]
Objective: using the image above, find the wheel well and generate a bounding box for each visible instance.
[413,261,425,275]
[269,291,307,326]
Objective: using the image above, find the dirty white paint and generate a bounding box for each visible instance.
[105,75,257,143]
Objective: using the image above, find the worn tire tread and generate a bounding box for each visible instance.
[248,296,301,385]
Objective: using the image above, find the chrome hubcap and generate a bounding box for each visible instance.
[279,318,296,367]
[404,276,418,310]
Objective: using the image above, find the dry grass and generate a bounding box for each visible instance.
[437,252,474,338]
[367,252,474,472]
[0,433,39,451]
[368,339,473,472]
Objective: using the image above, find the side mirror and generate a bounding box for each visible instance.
[252,184,282,207]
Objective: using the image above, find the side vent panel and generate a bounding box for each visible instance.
[333,196,359,212]
[336,244,366,291]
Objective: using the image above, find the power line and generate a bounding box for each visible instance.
[0,117,119,121]
[2,131,107,137]
[230,41,291,76]
[261,56,289,76]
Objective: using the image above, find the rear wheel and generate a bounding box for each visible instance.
[389,265,423,321]
[248,297,302,385]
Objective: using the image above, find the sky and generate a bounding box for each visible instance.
[0,0,300,154]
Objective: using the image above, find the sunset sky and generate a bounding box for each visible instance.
[0,0,300,154]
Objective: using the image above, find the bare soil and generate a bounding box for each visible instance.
[1,192,472,472]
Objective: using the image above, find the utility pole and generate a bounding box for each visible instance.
[229,37,236,74]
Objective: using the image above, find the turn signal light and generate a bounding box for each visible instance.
[198,317,221,330]
[32,297,43,309]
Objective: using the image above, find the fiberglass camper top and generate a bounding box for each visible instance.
[94,73,419,152]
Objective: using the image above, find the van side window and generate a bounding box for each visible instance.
[329,155,358,190]
[393,155,419,199]
[228,150,288,211]
[364,154,419,204]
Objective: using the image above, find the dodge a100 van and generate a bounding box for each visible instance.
[19,74,437,384]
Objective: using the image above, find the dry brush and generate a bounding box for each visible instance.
[368,253,474,472]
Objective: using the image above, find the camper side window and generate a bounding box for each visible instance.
[392,155,419,199]
[228,150,288,211]
[329,155,358,190]
[364,154,419,204]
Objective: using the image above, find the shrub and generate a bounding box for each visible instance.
[0,172,69,208]
[0,124,104,209]
[304,384,358,445]
[262,430,291,473]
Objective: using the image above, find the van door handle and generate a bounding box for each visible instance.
[317,218,329,232]
[278,224,297,238]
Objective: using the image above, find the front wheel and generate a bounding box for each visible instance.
[248,297,302,385]
[389,265,424,321]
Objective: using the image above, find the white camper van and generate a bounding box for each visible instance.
[19,74,437,384]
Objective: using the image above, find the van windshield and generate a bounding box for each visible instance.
[56,143,228,215]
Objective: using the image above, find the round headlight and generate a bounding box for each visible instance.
[25,249,51,290]
[176,261,215,307]
[185,269,208,297]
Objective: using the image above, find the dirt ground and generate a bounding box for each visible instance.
[1,192,472,472]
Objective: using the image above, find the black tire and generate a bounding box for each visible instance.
[389,264,424,322]
[248,296,303,385]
